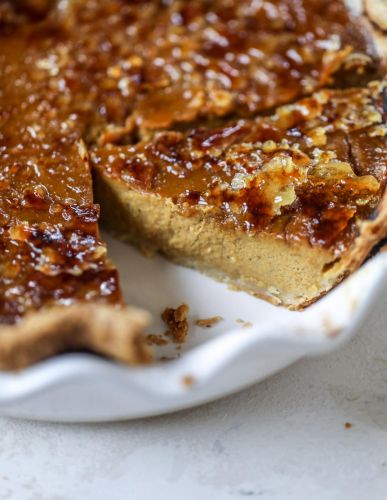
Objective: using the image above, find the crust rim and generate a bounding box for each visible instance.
[0,304,151,371]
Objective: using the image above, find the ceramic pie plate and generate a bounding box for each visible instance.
[0,232,386,422]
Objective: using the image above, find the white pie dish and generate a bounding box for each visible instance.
[0,233,386,423]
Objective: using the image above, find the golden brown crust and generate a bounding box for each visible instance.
[297,188,387,308]
[345,185,387,271]
[0,304,151,371]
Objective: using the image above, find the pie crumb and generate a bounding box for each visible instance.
[160,356,176,362]
[196,316,223,328]
[181,374,196,387]
[161,304,190,344]
[236,319,253,328]
[344,422,353,429]
[146,334,168,346]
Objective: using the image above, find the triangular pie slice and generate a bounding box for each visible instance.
[0,135,150,370]
[92,80,387,309]
[0,49,150,370]
[0,3,156,369]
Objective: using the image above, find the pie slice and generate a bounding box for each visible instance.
[0,134,150,370]
[0,71,150,371]
[92,81,387,309]
[0,3,155,369]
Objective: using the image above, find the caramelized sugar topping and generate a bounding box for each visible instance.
[0,133,122,323]
[0,223,121,324]
[92,82,387,252]
[0,0,378,143]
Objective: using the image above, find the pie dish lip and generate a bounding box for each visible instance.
[0,250,385,422]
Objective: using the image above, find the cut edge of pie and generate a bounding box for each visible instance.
[93,176,387,310]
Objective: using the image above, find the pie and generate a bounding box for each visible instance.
[92,81,387,309]
[0,0,386,369]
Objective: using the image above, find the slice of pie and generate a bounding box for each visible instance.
[0,133,151,369]
[0,22,150,369]
[0,137,150,370]
[92,81,387,309]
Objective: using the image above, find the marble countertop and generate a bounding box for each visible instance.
[0,296,386,500]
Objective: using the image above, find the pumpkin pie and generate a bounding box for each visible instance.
[92,81,387,309]
[0,0,385,368]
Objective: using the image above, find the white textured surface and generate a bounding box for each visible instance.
[0,294,386,499]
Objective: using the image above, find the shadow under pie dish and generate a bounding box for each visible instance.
[0,0,385,370]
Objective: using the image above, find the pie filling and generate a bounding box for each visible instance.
[0,1,385,365]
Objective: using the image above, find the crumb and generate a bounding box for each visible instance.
[160,356,176,362]
[326,327,343,338]
[196,315,223,328]
[344,422,353,429]
[322,315,343,338]
[146,334,168,346]
[181,374,196,387]
[161,303,189,344]
[236,318,253,328]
